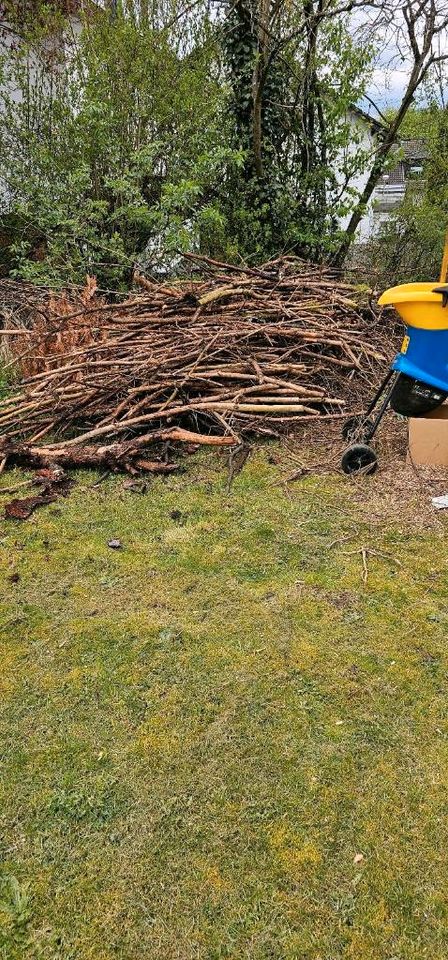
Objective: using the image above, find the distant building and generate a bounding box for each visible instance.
[372,138,428,232]
[345,109,428,241]
[0,1,85,197]
[0,0,85,36]
[341,107,385,242]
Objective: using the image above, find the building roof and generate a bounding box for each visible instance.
[350,110,429,166]
[350,105,385,134]
[402,138,430,161]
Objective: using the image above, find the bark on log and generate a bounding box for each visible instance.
[0,427,237,472]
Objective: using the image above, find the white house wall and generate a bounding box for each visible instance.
[339,112,377,242]
[0,13,81,207]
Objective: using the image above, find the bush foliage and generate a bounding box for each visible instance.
[0,1,372,286]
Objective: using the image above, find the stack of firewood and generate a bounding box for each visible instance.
[0,255,389,472]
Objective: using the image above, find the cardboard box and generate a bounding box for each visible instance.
[408,405,448,466]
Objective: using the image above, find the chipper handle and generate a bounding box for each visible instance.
[440,228,448,284]
[432,229,448,305]
[432,285,448,307]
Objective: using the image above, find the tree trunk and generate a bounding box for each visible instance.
[0,427,237,472]
[252,0,270,178]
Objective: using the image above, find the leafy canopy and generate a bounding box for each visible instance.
[0,0,374,285]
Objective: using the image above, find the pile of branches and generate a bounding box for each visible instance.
[0,255,390,473]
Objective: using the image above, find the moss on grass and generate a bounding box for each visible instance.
[0,448,448,958]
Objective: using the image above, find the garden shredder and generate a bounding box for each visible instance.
[341,233,448,475]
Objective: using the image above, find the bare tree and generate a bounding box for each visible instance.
[240,0,374,181]
[223,0,448,261]
[333,0,448,264]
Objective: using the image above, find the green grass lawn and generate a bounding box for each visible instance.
[1,447,448,959]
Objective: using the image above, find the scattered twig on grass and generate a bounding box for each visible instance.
[368,547,403,568]
[281,465,311,483]
[342,544,403,583]
[0,479,34,496]
[328,530,360,550]
[361,546,369,583]
[226,442,252,492]
[406,447,426,492]
[90,471,111,487]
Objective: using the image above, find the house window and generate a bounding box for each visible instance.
[408,164,424,178]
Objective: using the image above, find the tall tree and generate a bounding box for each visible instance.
[332,0,448,263]
[221,0,373,259]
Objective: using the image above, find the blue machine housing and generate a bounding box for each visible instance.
[393,326,448,393]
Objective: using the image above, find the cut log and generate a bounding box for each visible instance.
[0,427,237,472]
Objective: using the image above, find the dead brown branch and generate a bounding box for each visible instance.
[0,256,391,473]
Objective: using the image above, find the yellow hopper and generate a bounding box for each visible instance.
[378,282,448,331]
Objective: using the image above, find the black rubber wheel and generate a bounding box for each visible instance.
[390,373,447,417]
[342,415,375,442]
[341,444,378,476]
